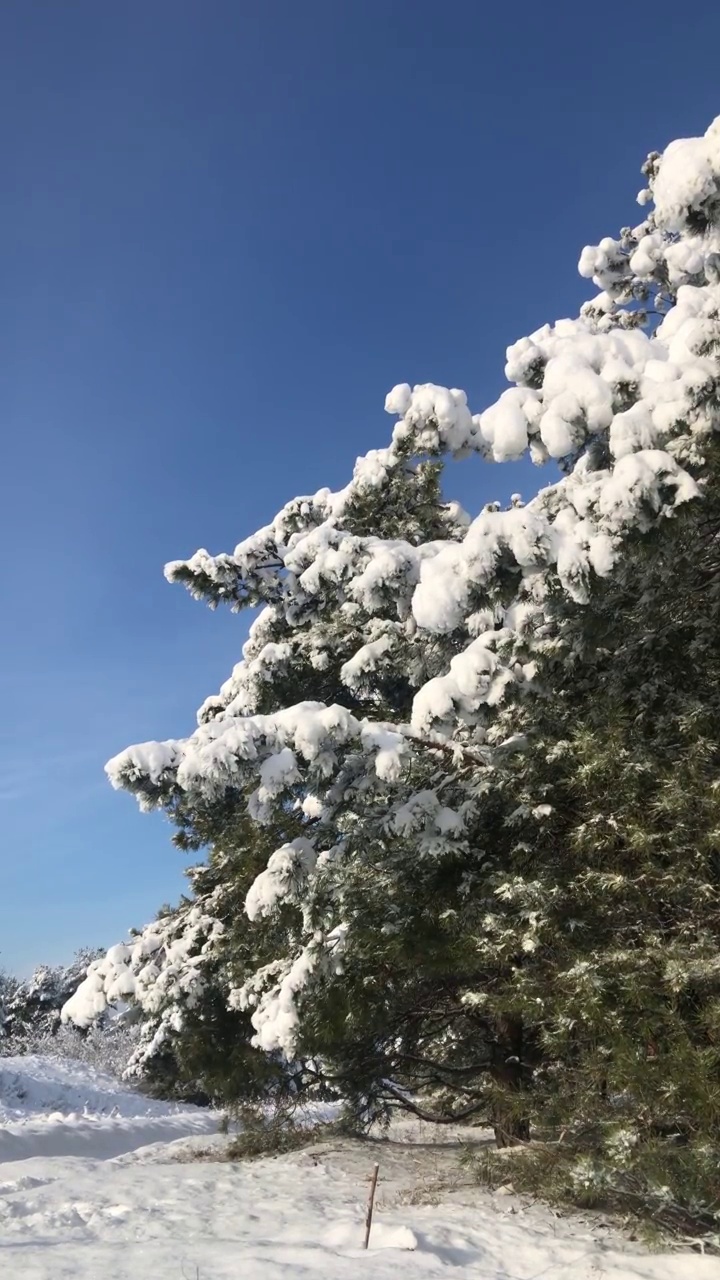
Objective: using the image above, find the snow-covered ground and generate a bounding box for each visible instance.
[0,1053,219,1162]
[0,1055,718,1279]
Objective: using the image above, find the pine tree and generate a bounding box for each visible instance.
[0,970,21,1043]
[68,115,720,1231]
[4,950,103,1047]
[471,453,720,1218]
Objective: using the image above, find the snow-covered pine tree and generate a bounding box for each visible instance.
[69,117,720,1222]
[68,457,500,1107]
[0,970,22,1043]
[4,949,103,1047]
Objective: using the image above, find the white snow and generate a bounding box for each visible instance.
[0,1054,180,1123]
[62,903,223,1046]
[652,117,720,236]
[0,1057,717,1279]
[244,837,317,921]
[0,1110,216,1163]
[0,1054,218,1163]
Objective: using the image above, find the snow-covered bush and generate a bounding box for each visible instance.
[8,1020,138,1080]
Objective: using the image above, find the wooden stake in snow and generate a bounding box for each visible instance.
[363,1162,380,1249]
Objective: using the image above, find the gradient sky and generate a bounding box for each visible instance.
[3,0,720,973]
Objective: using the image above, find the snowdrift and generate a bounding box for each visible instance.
[0,1054,218,1161]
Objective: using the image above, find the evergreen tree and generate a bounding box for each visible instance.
[4,950,103,1048]
[468,456,720,1215]
[66,115,720,1232]
[0,970,21,1043]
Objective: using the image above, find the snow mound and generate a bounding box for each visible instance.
[325,1220,418,1251]
[0,1054,187,1123]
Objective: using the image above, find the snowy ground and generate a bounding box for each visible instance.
[0,1055,718,1279]
[0,1054,219,1162]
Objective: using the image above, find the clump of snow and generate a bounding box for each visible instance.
[0,1054,173,1124]
[108,702,412,811]
[232,925,348,1057]
[652,116,720,236]
[388,382,479,456]
[245,837,317,921]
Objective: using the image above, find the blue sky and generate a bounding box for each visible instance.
[2,0,720,973]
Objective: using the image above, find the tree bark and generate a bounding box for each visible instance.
[491,1014,531,1148]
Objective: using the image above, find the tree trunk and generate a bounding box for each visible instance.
[491,1014,531,1148]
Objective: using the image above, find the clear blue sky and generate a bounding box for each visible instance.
[2,0,719,974]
